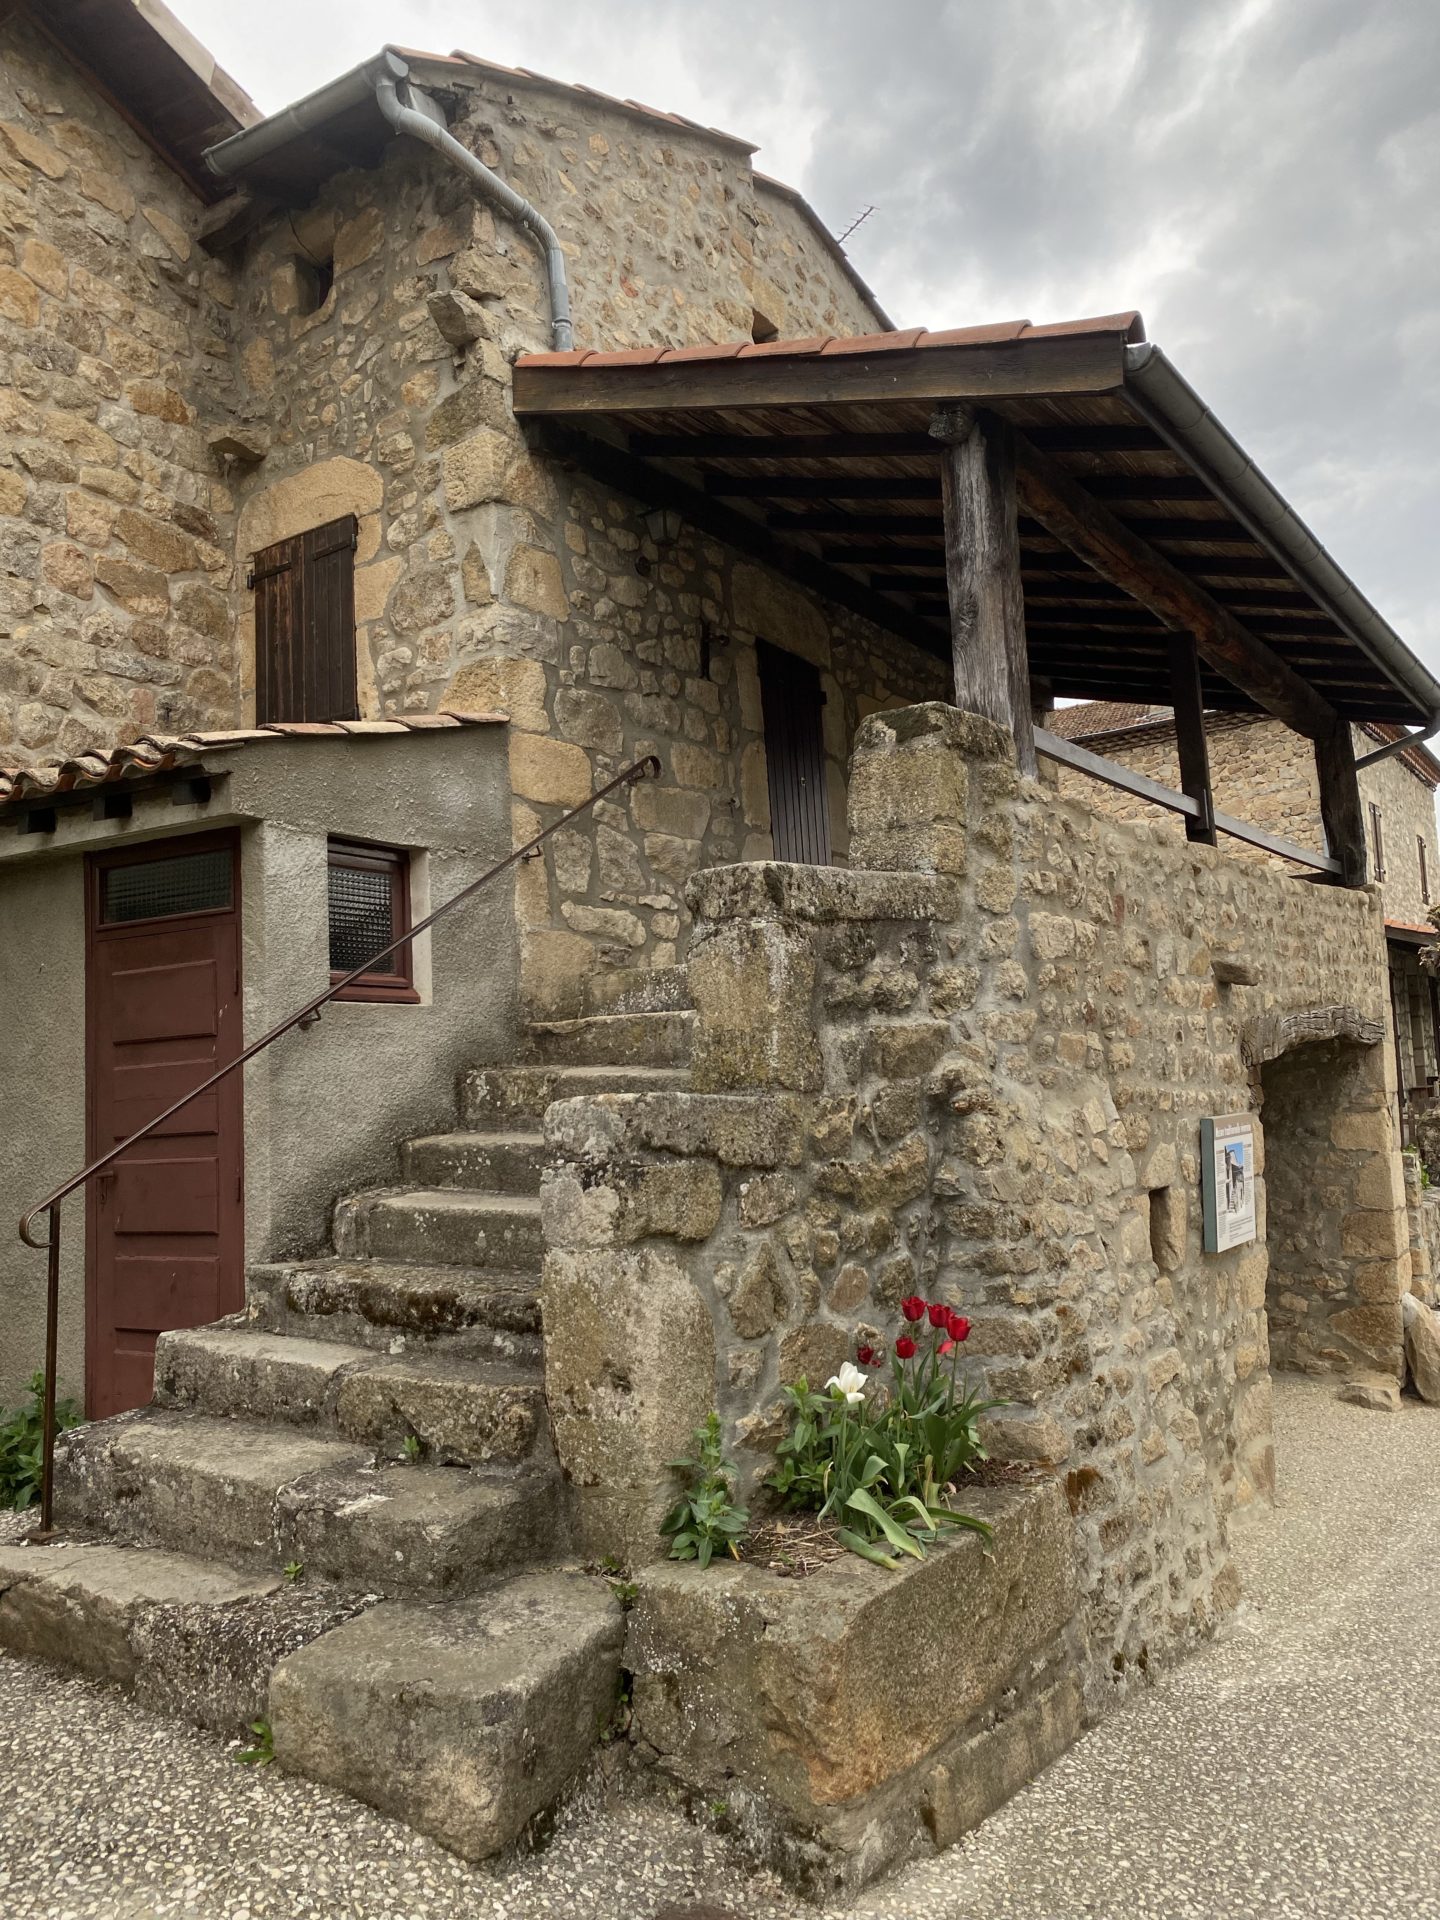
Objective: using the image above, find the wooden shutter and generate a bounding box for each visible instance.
[251,514,358,724]
[756,640,832,866]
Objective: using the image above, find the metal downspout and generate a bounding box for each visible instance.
[373,71,573,353]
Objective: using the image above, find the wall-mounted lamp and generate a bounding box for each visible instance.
[643,506,685,548]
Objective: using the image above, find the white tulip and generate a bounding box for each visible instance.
[825,1361,867,1406]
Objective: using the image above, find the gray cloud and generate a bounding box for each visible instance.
[184,0,1440,663]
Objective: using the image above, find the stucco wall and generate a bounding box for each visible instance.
[1057,714,1439,923]
[0,13,240,764]
[0,725,516,1409]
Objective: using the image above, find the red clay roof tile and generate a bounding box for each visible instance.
[821,326,927,354]
[0,715,506,813]
[657,342,747,364]
[921,320,1031,346]
[735,335,830,359]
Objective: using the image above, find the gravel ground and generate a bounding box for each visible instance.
[3,1375,1440,1919]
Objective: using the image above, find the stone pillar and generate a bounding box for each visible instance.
[846,699,1014,875]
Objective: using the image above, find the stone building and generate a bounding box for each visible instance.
[1049,702,1440,1132]
[4,0,1440,1893]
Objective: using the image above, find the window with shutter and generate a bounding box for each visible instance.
[249,514,359,725]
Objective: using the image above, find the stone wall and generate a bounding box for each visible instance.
[1057,713,1439,922]
[541,703,1406,1709]
[220,75,935,1013]
[0,12,239,763]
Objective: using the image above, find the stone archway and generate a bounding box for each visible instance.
[1246,1006,1406,1381]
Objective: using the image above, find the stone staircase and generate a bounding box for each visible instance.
[0,986,692,1861]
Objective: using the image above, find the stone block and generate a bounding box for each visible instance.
[541,1159,723,1248]
[441,427,509,511]
[1402,1293,1440,1404]
[510,731,591,807]
[505,545,569,619]
[627,1480,1077,1890]
[688,919,821,1093]
[542,1246,716,1560]
[270,1575,624,1861]
[543,1091,806,1171]
[449,655,548,732]
[1338,1370,1402,1413]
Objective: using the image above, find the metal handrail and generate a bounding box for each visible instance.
[18,751,661,1537]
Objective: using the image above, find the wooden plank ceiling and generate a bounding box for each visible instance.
[518,382,1423,727]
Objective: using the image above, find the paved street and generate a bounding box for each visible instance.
[3,1375,1439,1919]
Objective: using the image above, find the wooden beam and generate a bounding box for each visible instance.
[530,423,948,660]
[933,408,1035,776]
[772,507,1255,542]
[1168,632,1217,844]
[513,332,1129,417]
[1012,430,1336,739]
[1314,716,1368,887]
[708,475,937,500]
[629,424,1166,460]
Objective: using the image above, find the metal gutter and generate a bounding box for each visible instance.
[204,51,408,177]
[1123,342,1440,727]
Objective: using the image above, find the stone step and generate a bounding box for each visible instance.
[462,1062,687,1130]
[0,1537,364,1734]
[271,1572,624,1862]
[334,1188,543,1271]
[583,963,692,1017]
[56,1411,562,1596]
[155,1326,547,1467]
[401,1130,544,1195]
[525,1009,694,1069]
[247,1258,542,1365]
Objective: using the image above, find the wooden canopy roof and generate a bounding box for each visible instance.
[513,315,1439,730]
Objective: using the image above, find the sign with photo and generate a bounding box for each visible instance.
[1201,1114,1257,1253]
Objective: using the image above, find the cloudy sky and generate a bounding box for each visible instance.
[181,0,1440,673]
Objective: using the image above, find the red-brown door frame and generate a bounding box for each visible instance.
[84,829,245,1417]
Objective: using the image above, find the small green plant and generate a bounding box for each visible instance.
[768,1300,999,1570]
[402,1433,422,1462]
[660,1411,750,1568]
[0,1372,81,1512]
[282,1561,304,1583]
[235,1717,274,1766]
[608,1576,640,1610]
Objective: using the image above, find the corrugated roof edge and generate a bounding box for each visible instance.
[0,713,506,810]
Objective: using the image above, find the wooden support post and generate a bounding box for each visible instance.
[931,406,1036,776]
[1167,632,1216,845]
[1314,715,1369,888]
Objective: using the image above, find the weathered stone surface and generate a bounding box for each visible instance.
[628,1481,1077,1887]
[1402,1292,1440,1404]
[542,1247,715,1560]
[441,427,509,511]
[1338,1370,1402,1413]
[688,919,821,1093]
[271,1575,624,1860]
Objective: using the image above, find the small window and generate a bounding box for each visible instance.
[295,251,334,316]
[1370,803,1386,881]
[102,848,233,925]
[327,839,418,1003]
[1420,835,1430,905]
[750,307,780,344]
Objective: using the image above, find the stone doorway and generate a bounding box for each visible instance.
[1252,1009,1406,1383]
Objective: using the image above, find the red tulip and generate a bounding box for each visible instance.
[948,1314,971,1343]
[895,1336,917,1360]
[927,1302,948,1329]
[856,1344,876,1365]
[900,1296,927,1323]
[938,1338,954,1357]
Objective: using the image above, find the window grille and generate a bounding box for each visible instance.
[326,839,417,1003]
[101,848,233,924]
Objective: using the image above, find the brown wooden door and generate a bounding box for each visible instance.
[757,641,832,865]
[86,834,244,1418]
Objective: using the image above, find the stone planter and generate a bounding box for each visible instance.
[626,1477,1081,1895]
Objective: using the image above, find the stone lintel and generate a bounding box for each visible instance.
[685,861,962,928]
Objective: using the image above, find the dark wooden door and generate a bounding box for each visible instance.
[756,641,832,865]
[86,834,244,1418]
[252,514,358,724]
